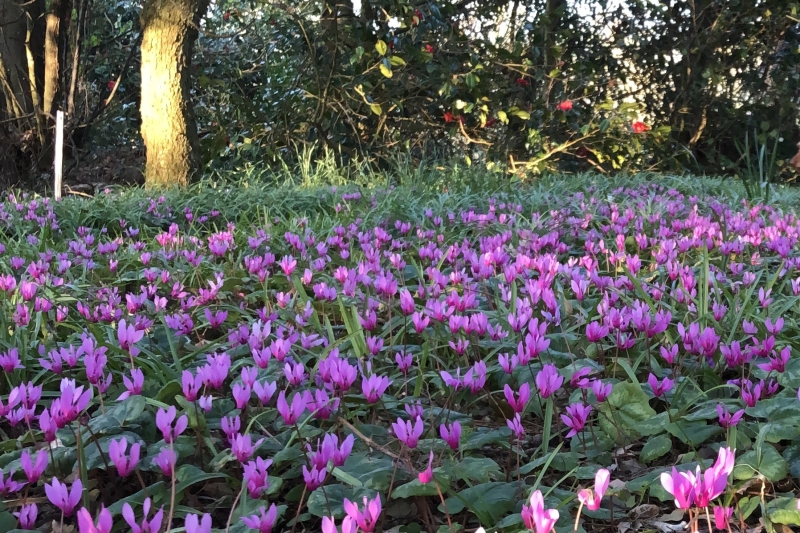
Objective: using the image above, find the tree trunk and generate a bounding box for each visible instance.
[0,0,35,123]
[140,0,208,188]
[42,0,70,120]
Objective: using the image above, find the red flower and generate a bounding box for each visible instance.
[576,146,589,158]
[632,121,649,133]
[516,78,530,87]
[223,11,230,21]
[556,100,573,112]
[423,44,434,54]
[484,117,496,128]
[107,80,117,91]
[412,9,423,25]
[443,112,455,123]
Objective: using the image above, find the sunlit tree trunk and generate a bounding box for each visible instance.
[139,0,208,188]
[42,0,70,120]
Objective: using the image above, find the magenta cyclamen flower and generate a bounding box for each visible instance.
[155,406,188,443]
[0,468,25,495]
[440,421,461,450]
[14,503,37,530]
[77,506,113,533]
[418,451,434,484]
[185,512,212,533]
[322,515,357,533]
[536,364,563,398]
[243,457,272,498]
[20,448,48,483]
[230,433,265,463]
[647,373,674,397]
[343,494,382,533]
[45,477,82,516]
[578,468,610,511]
[521,489,559,533]
[392,416,424,448]
[109,436,141,477]
[117,319,144,355]
[362,374,391,403]
[504,383,531,413]
[561,403,592,438]
[716,404,744,428]
[241,504,278,533]
[277,391,307,425]
[122,498,164,533]
[660,467,695,509]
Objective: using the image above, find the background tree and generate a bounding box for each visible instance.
[139,0,209,188]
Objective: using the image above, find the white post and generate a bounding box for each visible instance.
[54,110,64,200]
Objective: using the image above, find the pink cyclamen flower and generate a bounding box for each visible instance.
[241,504,278,533]
[714,506,733,530]
[716,404,744,428]
[322,516,357,533]
[660,467,694,509]
[155,406,188,443]
[647,373,674,397]
[117,319,143,356]
[561,403,592,438]
[109,436,141,477]
[77,506,113,533]
[362,374,391,403]
[343,494,382,533]
[504,383,531,413]
[440,421,461,450]
[577,468,610,511]
[693,447,735,507]
[392,417,424,449]
[185,512,212,533]
[20,448,48,483]
[536,364,563,398]
[122,498,164,533]
[14,503,37,529]
[277,391,307,425]
[45,477,82,516]
[418,451,434,484]
[521,489,559,533]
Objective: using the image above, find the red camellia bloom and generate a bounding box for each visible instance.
[556,100,573,112]
[443,112,455,123]
[423,44,434,54]
[632,121,649,133]
[516,78,530,87]
[107,80,116,91]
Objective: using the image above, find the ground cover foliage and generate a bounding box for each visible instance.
[0,172,800,532]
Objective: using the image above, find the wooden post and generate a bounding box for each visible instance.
[54,110,64,200]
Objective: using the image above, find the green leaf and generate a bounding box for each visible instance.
[640,435,672,462]
[598,382,658,444]
[733,444,788,482]
[336,452,400,492]
[369,103,382,115]
[761,421,800,443]
[389,56,406,67]
[452,457,501,483]
[174,464,230,494]
[89,395,146,433]
[375,40,387,56]
[440,482,517,525]
[306,484,377,518]
[665,421,722,447]
[462,427,511,450]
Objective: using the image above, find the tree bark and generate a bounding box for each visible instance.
[42,0,71,120]
[140,0,209,188]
